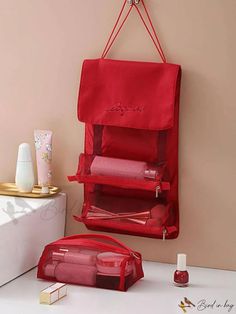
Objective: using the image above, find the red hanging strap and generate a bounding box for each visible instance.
[134,1,166,63]
[101,0,166,63]
[101,1,133,59]
[101,0,128,58]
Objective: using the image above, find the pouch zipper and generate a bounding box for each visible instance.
[156,185,161,198]
[162,226,167,241]
[76,215,174,239]
[75,174,169,196]
[52,238,133,257]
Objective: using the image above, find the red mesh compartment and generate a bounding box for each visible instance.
[68,0,181,239]
[37,234,144,291]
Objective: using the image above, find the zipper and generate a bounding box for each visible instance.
[77,216,175,239]
[130,251,141,260]
[70,153,170,194]
[162,226,167,241]
[156,185,161,198]
[76,174,169,195]
[53,238,133,257]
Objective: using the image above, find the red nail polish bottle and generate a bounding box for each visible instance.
[174,254,189,287]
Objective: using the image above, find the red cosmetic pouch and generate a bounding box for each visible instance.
[68,0,181,239]
[37,234,144,291]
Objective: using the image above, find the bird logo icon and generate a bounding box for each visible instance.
[178,297,195,313]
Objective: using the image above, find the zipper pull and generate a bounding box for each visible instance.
[156,185,160,198]
[162,227,167,241]
[130,251,141,260]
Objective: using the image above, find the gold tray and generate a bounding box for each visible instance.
[0,183,61,198]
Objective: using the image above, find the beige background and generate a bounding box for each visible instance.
[0,0,235,270]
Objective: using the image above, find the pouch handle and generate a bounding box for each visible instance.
[60,233,136,255]
[101,0,166,62]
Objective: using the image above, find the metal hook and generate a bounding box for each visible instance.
[127,0,140,5]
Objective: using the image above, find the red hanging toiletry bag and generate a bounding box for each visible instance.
[37,234,144,291]
[69,0,181,240]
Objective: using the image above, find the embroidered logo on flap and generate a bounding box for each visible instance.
[106,102,144,116]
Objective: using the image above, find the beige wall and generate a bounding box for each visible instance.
[0,0,235,270]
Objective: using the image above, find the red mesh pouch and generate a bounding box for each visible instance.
[37,234,144,291]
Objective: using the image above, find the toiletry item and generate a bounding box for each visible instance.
[34,130,52,194]
[90,156,158,180]
[88,204,169,227]
[52,250,97,266]
[96,272,134,291]
[151,204,168,219]
[88,211,150,221]
[44,262,97,286]
[174,254,189,287]
[40,282,67,305]
[145,218,162,227]
[97,252,133,274]
[79,249,100,258]
[146,204,170,227]
[15,143,35,193]
[96,252,133,290]
[38,233,144,291]
[88,206,149,225]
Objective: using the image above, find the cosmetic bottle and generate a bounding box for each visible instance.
[44,262,97,286]
[145,204,169,227]
[174,254,189,287]
[34,130,52,194]
[15,143,35,193]
[96,252,134,290]
[90,156,158,180]
[52,250,97,266]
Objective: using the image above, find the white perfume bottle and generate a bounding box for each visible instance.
[15,143,35,193]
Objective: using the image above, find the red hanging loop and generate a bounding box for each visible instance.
[101,0,128,59]
[101,0,167,62]
[102,4,134,59]
[134,1,166,62]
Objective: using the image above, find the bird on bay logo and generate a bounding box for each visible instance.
[179,297,195,313]
[178,298,234,313]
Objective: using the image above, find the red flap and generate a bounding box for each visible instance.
[78,58,181,130]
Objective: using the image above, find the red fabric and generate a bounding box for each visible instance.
[78,59,180,131]
[101,126,158,162]
[37,233,144,291]
[68,0,181,239]
[101,0,166,62]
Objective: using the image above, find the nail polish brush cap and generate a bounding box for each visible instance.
[177,253,187,271]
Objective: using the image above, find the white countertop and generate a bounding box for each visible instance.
[0,261,235,314]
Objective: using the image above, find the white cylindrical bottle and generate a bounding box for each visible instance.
[15,143,35,193]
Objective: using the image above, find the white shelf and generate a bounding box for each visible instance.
[0,261,235,314]
[0,193,66,286]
